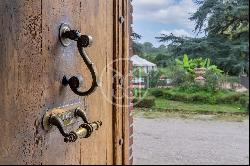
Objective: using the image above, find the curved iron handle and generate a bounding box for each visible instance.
[60,26,98,96]
[49,115,78,143]
[48,108,102,143]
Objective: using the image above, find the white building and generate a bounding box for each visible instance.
[130,55,157,88]
[130,55,157,73]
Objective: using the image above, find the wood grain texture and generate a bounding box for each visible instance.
[122,0,131,165]
[0,1,44,164]
[0,0,126,165]
[112,0,124,164]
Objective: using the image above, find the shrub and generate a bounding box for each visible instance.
[216,92,249,107]
[133,88,148,98]
[179,82,204,93]
[164,90,189,102]
[162,87,249,109]
[148,70,162,88]
[134,96,156,108]
[150,89,164,97]
[204,70,222,92]
[191,92,215,104]
[239,95,249,109]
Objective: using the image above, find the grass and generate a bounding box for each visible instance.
[134,86,249,122]
[154,99,247,114]
[133,109,249,122]
[149,87,249,106]
[133,98,249,122]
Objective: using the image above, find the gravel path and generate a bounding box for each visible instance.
[134,118,249,165]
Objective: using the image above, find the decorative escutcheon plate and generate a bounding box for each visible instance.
[59,23,72,47]
[42,103,82,131]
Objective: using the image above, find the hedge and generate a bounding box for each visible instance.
[134,96,156,108]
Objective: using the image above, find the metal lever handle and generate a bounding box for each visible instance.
[47,108,102,143]
[74,121,102,140]
[60,24,98,96]
[49,115,78,143]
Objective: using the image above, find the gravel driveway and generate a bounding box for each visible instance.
[134,117,249,165]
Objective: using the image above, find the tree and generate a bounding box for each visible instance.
[133,42,144,55]
[132,32,144,55]
[147,70,162,88]
[131,32,142,40]
[191,0,249,36]
[156,0,249,76]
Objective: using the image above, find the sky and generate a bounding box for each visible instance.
[132,0,201,47]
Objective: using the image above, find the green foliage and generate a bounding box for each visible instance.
[191,0,249,35]
[148,88,249,109]
[176,54,195,73]
[132,42,172,67]
[215,91,249,107]
[133,67,147,78]
[207,64,224,75]
[169,65,194,85]
[147,70,162,88]
[176,54,223,75]
[133,42,144,55]
[152,99,248,114]
[133,88,148,98]
[150,89,165,97]
[154,53,175,67]
[131,32,142,40]
[134,96,156,108]
[204,70,222,92]
[156,0,249,76]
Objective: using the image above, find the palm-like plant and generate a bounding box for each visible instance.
[176,54,223,75]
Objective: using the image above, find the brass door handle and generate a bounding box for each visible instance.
[59,23,98,96]
[43,106,102,143]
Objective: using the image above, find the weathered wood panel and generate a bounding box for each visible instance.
[0,0,121,165]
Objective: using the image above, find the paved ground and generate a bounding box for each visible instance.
[134,117,249,165]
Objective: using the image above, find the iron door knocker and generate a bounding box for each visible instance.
[59,23,98,96]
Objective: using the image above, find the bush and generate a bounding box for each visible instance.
[191,93,215,104]
[161,87,249,109]
[135,85,249,110]
[133,88,147,98]
[150,89,164,97]
[216,92,249,107]
[148,70,162,88]
[239,95,249,110]
[134,96,156,108]
[163,90,213,104]
[179,82,204,93]
[170,67,194,86]
[204,70,222,92]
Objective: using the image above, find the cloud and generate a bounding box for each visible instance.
[133,0,173,11]
[160,29,192,37]
[133,0,198,29]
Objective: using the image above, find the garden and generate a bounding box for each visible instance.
[133,54,249,116]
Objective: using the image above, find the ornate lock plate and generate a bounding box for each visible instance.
[42,103,82,131]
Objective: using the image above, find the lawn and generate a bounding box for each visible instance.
[154,98,247,114]
[134,87,249,115]
[134,98,248,122]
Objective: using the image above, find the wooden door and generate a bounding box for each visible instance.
[0,0,130,165]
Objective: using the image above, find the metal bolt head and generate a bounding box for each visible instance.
[119,138,124,145]
[119,16,125,24]
[68,76,80,89]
